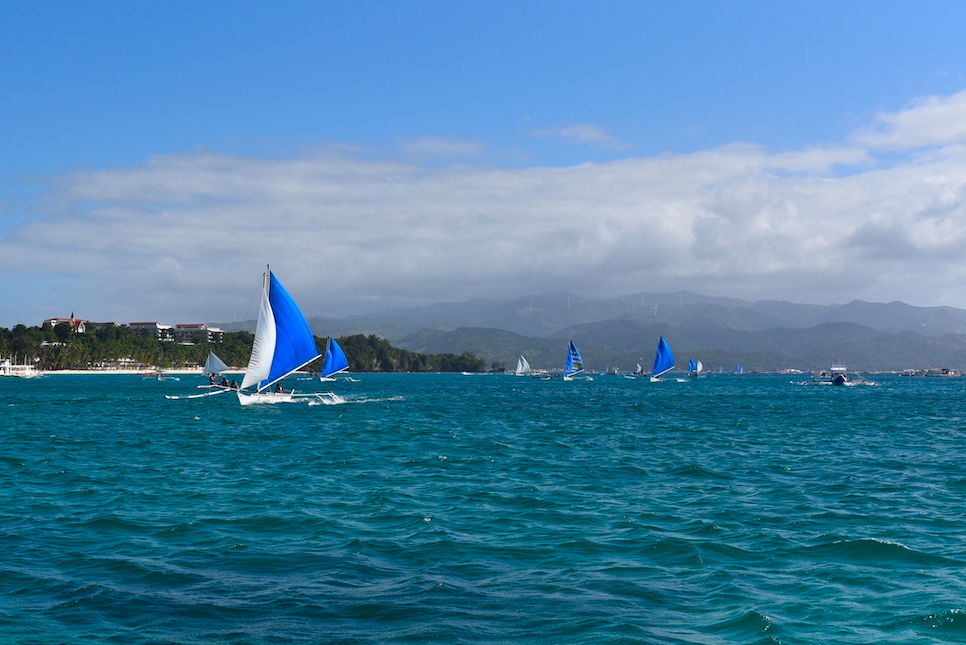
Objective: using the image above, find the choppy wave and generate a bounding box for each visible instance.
[1,373,966,643]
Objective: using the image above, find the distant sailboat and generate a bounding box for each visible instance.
[515,355,532,377]
[319,337,350,381]
[687,358,703,377]
[202,351,229,378]
[563,340,584,380]
[734,364,744,375]
[236,268,333,405]
[164,351,232,400]
[650,336,675,382]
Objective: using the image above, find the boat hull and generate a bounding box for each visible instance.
[237,391,297,406]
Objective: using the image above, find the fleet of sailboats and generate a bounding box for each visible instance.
[236,268,340,405]
[167,267,345,404]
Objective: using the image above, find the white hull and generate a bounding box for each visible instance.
[0,359,42,378]
[237,391,298,406]
[236,390,345,406]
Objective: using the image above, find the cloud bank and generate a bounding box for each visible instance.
[3,92,966,324]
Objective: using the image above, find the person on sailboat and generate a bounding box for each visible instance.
[220,376,230,387]
[229,379,238,389]
[275,383,284,393]
[209,374,217,385]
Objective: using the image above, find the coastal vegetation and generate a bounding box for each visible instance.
[0,324,486,373]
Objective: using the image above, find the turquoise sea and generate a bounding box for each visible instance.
[2,373,966,644]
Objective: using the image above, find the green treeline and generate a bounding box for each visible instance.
[337,334,485,372]
[0,325,484,373]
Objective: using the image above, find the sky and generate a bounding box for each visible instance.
[3,1,966,326]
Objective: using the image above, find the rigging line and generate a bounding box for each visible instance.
[236,273,263,326]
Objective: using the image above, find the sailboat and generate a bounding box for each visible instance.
[319,337,350,381]
[563,340,584,380]
[164,351,233,400]
[624,362,644,379]
[687,358,703,377]
[203,351,230,378]
[236,268,335,405]
[650,336,675,382]
[514,355,532,377]
[735,364,744,375]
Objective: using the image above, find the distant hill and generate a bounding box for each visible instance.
[395,321,966,373]
[293,291,966,341]
[212,291,966,372]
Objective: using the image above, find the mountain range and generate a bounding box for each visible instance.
[217,292,966,372]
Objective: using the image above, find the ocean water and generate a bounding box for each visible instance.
[2,373,966,644]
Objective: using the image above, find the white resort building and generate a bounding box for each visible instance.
[129,322,176,341]
[175,323,224,344]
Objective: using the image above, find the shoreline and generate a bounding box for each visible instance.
[42,369,245,375]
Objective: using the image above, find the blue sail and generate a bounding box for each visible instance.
[258,271,320,389]
[321,337,350,377]
[565,340,584,376]
[652,336,675,378]
[688,359,697,373]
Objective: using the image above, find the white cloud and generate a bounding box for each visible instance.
[5,92,966,324]
[529,123,624,148]
[399,137,488,159]
[852,90,966,150]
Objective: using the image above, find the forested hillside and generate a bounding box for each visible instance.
[0,325,485,373]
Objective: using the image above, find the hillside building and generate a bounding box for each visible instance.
[175,323,224,343]
[129,322,175,341]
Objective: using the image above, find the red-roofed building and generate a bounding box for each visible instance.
[43,312,87,333]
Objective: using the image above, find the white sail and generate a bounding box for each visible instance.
[696,360,703,374]
[240,273,277,390]
[515,355,531,376]
[202,352,230,376]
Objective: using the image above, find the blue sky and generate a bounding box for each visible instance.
[3,1,966,326]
